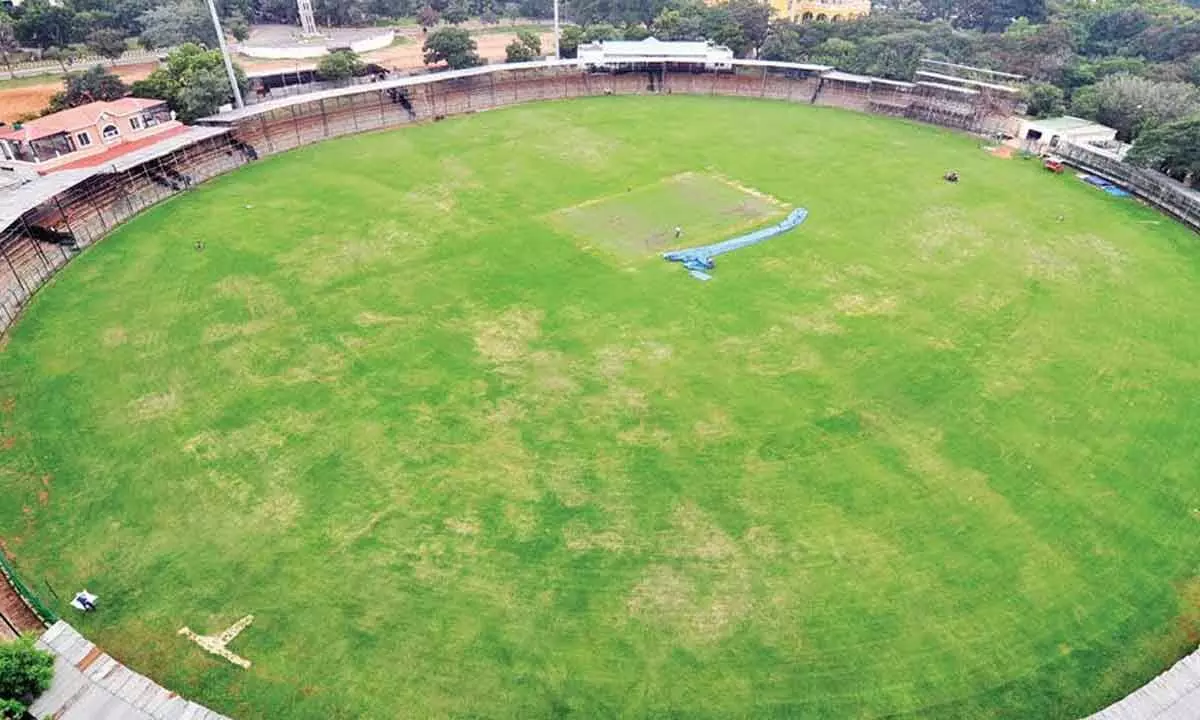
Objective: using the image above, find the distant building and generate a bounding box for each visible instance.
[0,99,181,173]
[1016,116,1126,158]
[578,38,734,70]
[779,0,871,23]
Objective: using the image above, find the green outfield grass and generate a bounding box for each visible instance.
[0,96,1197,719]
[548,171,786,254]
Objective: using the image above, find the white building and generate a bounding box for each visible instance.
[577,38,734,70]
[1015,116,1126,157]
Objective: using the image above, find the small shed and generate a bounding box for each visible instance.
[1016,116,1119,155]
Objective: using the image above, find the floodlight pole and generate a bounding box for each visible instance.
[205,0,245,110]
[553,0,560,59]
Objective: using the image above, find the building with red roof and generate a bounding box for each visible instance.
[0,98,182,173]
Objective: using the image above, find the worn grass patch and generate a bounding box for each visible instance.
[548,171,786,255]
[0,97,1197,720]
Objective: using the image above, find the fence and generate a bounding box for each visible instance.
[0,550,56,629]
[1054,141,1200,232]
[0,48,165,81]
[202,60,1019,161]
[0,133,250,332]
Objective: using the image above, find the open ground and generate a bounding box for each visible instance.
[0,96,1197,719]
[0,30,556,124]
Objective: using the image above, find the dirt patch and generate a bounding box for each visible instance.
[667,502,738,561]
[987,145,1016,159]
[474,307,542,364]
[101,327,128,347]
[563,519,626,552]
[0,62,159,123]
[444,516,481,536]
[130,390,180,421]
[835,293,899,317]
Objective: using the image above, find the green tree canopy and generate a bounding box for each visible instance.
[48,64,129,111]
[130,42,247,122]
[317,49,365,81]
[504,27,541,62]
[557,24,585,58]
[1023,82,1066,118]
[422,26,481,68]
[1126,117,1200,186]
[0,14,19,72]
[0,635,54,717]
[1071,73,1199,140]
[15,0,78,50]
[138,0,217,49]
[442,0,470,24]
[86,27,128,61]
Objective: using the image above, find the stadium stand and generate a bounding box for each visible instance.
[12,54,1197,350]
[0,54,1196,720]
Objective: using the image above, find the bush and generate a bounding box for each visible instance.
[505,28,541,62]
[317,49,365,82]
[0,635,54,716]
[423,26,481,69]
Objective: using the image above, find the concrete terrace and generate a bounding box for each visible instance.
[29,621,232,720]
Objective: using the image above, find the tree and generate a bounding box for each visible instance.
[849,31,926,79]
[1126,118,1200,186]
[503,2,521,24]
[651,7,704,41]
[0,14,19,74]
[0,635,54,718]
[86,28,128,63]
[422,26,480,68]
[15,0,78,50]
[1071,74,1199,141]
[44,46,80,73]
[139,0,218,49]
[417,4,440,28]
[226,15,250,42]
[481,8,499,24]
[504,27,541,61]
[1023,82,1065,118]
[621,22,649,40]
[317,49,365,81]
[583,22,621,42]
[954,0,1047,32]
[724,0,771,56]
[442,0,469,24]
[130,42,247,122]
[557,24,584,58]
[48,64,129,111]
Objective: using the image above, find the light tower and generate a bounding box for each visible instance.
[297,0,320,37]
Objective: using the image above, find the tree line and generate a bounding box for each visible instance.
[3,0,1200,184]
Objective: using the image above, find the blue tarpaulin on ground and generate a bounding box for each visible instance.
[1078,173,1131,198]
[663,207,809,279]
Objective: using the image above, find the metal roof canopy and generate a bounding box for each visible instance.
[919,58,1026,81]
[0,169,99,230]
[914,70,1021,94]
[201,59,851,124]
[915,80,980,96]
[200,59,587,123]
[0,126,232,231]
[1024,115,1113,134]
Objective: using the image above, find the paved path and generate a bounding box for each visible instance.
[29,621,233,720]
[1086,646,1200,720]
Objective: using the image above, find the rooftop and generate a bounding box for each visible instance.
[583,38,723,58]
[0,99,166,144]
[1026,116,1113,133]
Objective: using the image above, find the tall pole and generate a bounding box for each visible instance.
[553,0,560,59]
[205,0,244,110]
